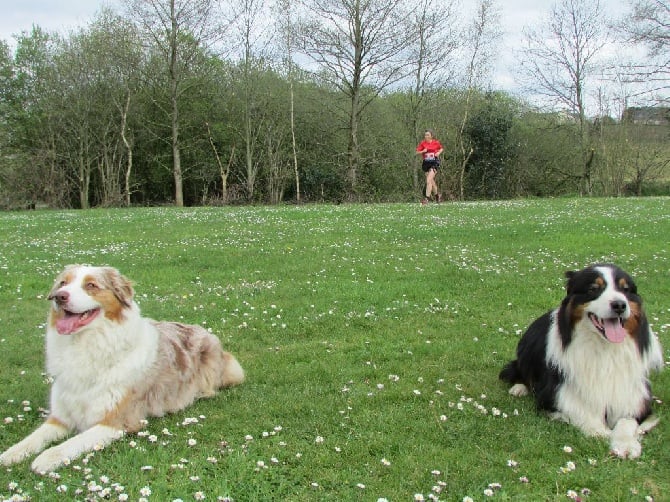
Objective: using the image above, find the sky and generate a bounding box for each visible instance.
[0,0,638,109]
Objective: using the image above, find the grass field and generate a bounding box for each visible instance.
[0,198,668,502]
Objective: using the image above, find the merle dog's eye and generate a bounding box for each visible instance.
[85,282,98,290]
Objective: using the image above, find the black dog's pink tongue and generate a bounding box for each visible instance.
[603,318,626,343]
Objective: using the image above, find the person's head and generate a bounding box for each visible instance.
[424,130,434,140]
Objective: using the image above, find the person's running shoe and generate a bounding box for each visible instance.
[435,193,442,203]
[421,198,428,205]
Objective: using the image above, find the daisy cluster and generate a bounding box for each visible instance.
[2,400,49,434]
[0,416,213,500]
[372,377,520,500]
[0,413,259,501]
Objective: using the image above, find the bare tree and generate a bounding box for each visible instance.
[405,0,460,192]
[297,0,415,197]
[205,121,232,203]
[264,122,291,203]
[125,0,224,206]
[90,9,144,207]
[618,0,670,101]
[517,0,608,194]
[52,36,95,209]
[455,0,501,200]
[229,0,271,201]
[276,0,301,202]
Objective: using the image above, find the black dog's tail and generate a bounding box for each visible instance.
[499,360,522,383]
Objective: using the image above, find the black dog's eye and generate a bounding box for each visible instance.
[588,283,603,294]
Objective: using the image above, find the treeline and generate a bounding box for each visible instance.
[0,0,667,209]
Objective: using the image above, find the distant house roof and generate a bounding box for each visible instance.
[622,106,670,125]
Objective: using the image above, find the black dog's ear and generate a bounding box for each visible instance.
[564,270,576,294]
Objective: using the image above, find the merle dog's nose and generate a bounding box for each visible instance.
[610,299,627,315]
[49,290,69,304]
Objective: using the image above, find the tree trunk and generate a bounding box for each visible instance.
[245,111,254,199]
[120,93,133,207]
[205,121,231,204]
[78,151,90,209]
[169,0,184,207]
[77,136,91,209]
[224,146,235,203]
[172,96,183,207]
[290,79,300,202]
[347,1,364,197]
[348,99,360,194]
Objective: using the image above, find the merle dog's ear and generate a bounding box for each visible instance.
[101,267,134,307]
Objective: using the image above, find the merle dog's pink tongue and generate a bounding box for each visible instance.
[603,318,626,343]
[56,314,83,335]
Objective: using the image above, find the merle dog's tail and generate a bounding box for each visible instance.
[499,360,522,383]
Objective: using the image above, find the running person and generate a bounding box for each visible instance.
[415,130,443,204]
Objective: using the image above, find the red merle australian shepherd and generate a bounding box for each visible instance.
[499,264,663,458]
[0,265,244,473]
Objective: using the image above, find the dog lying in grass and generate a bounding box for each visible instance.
[0,265,244,473]
[500,264,663,458]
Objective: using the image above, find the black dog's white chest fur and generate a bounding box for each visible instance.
[500,264,663,458]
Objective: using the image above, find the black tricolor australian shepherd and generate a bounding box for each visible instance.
[500,264,663,458]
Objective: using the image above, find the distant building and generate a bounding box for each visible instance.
[622,106,670,125]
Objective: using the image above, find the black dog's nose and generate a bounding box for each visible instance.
[610,300,627,315]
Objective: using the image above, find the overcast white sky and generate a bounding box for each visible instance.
[0,0,637,107]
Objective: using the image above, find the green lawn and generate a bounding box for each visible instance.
[0,198,668,501]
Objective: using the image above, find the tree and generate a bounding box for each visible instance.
[53,34,97,209]
[619,0,670,101]
[72,10,143,207]
[15,11,145,209]
[404,0,460,193]
[517,0,608,194]
[229,0,271,201]
[0,40,11,115]
[125,0,224,206]
[603,110,670,195]
[454,0,501,200]
[97,11,144,207]
[0,40,23,208]
[464,92,517,198]
[297,0,414,198]
[5,27,73,208]
[276,0,301,202]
